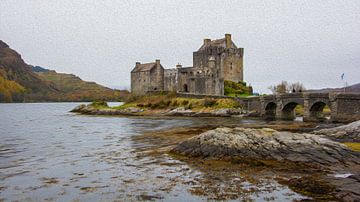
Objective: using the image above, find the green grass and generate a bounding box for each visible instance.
[99,94,243,111]
[224,80,252,97]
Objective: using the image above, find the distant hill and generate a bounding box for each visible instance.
[0,40,128,102]
[35,70,128,101]
[307,83,360,93]
[31,65,50,73]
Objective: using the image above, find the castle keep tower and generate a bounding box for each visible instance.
[193,33,244,83]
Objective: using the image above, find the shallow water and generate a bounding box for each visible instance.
[0,103,310,201]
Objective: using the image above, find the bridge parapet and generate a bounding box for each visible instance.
[330,93,360,123]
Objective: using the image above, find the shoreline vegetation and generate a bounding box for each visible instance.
[71,93,255,117]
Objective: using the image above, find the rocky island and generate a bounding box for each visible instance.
[70,95,252,117]
[167,122,360,200]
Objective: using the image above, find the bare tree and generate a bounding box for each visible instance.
[268,81,305,94]
[289,82,306,92]
[268,85,277,94]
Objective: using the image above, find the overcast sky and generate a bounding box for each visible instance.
[1,0,359,93]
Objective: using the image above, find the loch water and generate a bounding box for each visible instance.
[0,103,313,201]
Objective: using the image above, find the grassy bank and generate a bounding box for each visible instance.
[92,93,242,111]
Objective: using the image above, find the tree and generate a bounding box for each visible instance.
[268,81,305,94]
[289,82,306,92]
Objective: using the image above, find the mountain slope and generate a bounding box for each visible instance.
[0,40,128,102]
[0,41,58,95]
[308,83,360,93]
[35,70,128,101]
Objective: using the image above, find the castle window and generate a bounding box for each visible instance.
[230,63,233,70]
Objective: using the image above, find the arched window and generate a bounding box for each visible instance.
[183,84,188,92]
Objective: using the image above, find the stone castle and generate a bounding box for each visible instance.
[131,34,244,96]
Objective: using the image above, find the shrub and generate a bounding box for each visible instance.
[182,100,189,105]
[172,100,178,106]
[165,100,172,106]
[150,103,159,109]
[224,80,252,97]
[125,93,141,102]
[203,98,217,107]
[158,100,167,108]
[90,101,108,108]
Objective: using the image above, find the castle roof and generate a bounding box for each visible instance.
[131,62,156,72]
[197,38,238,51]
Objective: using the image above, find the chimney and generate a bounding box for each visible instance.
[155,59,160,66]
[136,62,140,67]
[225,33,231,49]
[176,63,182,68]
[204,38,211,46]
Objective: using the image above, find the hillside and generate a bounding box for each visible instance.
[0,40,128,102]
[35,70,128,101]
[307,83,360,93]
[0,40,58,102]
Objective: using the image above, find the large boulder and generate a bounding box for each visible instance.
[171,127,360,166]
[313,120,360,142]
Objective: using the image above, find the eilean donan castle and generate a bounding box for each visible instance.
[131,34,244,96]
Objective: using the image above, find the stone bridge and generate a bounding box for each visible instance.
[177,92,360,122]
[254,92,360,122]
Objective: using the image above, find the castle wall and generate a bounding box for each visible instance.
[131,71,151,95]
[177,66,223,96]
[149,65,164,91]
[221,48,244,83]
[164,69,177,92]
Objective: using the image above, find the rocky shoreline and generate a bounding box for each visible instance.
[313,120,360,142]
[70,103,254,117]
[171,127,360,166]
[168,123,360,200]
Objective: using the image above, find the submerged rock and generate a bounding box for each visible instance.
[313,120,360,142]
[70,104,86,112]
[166,107,195,116]
[171,127,360,166]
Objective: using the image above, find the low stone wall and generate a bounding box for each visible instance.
[176,93,229,99]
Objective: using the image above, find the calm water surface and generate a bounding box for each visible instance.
[0,103,308,201]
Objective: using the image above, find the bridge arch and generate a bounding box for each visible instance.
[307,101,331,122]
[264,102,277,120]
[280,101,303,120]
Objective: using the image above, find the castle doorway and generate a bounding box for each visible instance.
[183,84,188,92]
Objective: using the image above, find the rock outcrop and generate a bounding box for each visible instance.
[70,104,143,115]
[171,127,360,166]
[313,120,360,142]
[71,104,250,117]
